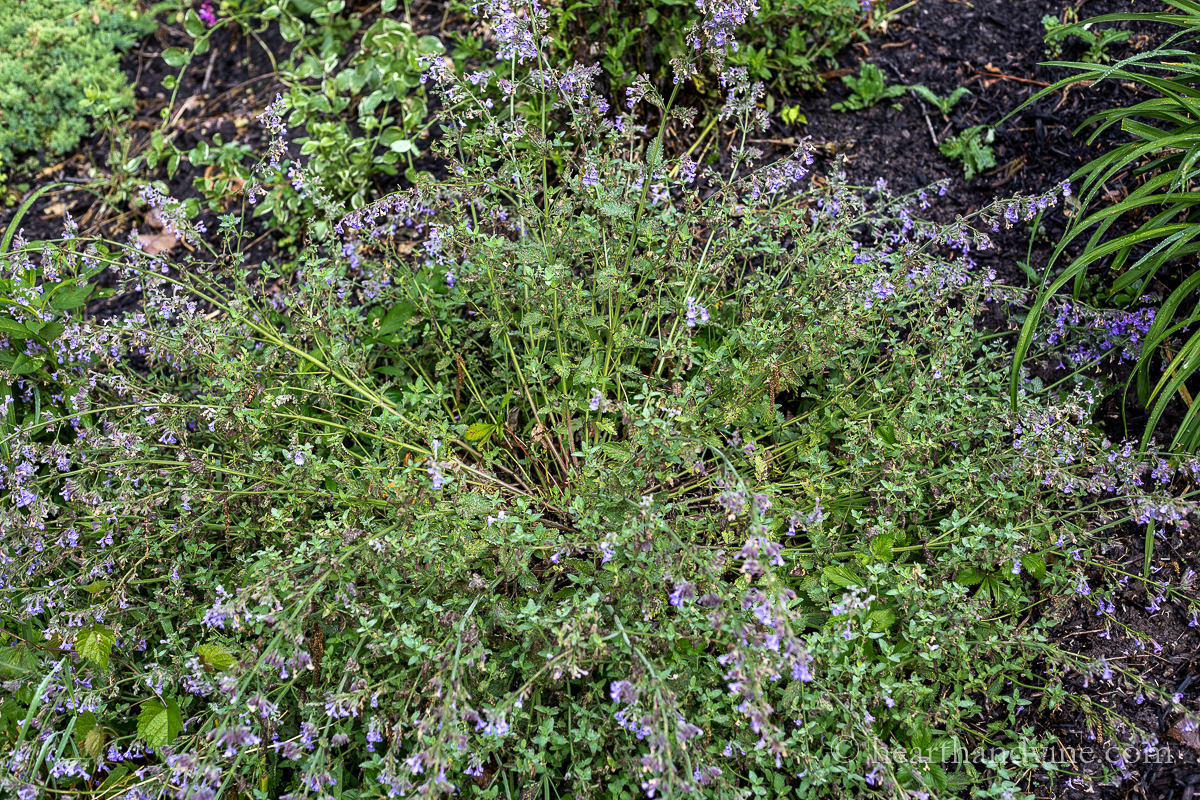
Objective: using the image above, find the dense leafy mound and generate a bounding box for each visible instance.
[0,0,153,175]
[2,3,1199,800]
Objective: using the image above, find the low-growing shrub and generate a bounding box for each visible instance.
[0,0,155,182]
[545,0,871,96]
[2,3,1197,800]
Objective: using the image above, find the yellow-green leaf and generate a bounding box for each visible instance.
[196,644,235,672]
[76,625,115,670]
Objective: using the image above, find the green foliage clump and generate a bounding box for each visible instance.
[939,125,996,179]
[831,62,905,112]
[546,0,869,95]
[1042,11,1130,64]
[1,5,1197,800]
[909,84,971,118]
[0,0,154,177]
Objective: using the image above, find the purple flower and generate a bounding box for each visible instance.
[198,1,217,26]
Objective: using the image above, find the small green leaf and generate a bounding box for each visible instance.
[184,9,206,37]
[162,48,189,67]
[1020,553,1047,580]
[83,580,111,595]
[75,624,116,670]
[137,697,184,747]
[954,567,986,587]
[84,726,106,759]
[822,565,864,588]
[196,644,236,672]
[867,608,897,630]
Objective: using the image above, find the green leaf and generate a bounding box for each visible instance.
[954,567,986,587]
[49,282,92,310]
[867,608,897,631]
[0,317,32,339]
[75,624,116,670]
[184,9,206,37]
[11,353,44,375]
[83,580,111,594]
[196,644,236,672]
[465,423,496,442]
[74,711,97,743]
[35,322,64,342]
[376,302,415,336]
[83,725,106,759]
[822,565,864,588]
[137,697,184,747]
[99,765,130,792]
[162,48,189,67]
[0,645,38,679]
[1020,553,1047,580]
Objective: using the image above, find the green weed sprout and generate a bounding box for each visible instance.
[909,84,972,117]
[832,62,906,112]
[939,126,997,180]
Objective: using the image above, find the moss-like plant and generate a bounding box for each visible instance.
[0,0,154,178]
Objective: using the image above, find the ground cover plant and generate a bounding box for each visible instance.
[2,1,1200,799]
[542,0,872,96]
[0,0,156,182]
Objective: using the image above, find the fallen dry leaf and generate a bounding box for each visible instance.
[1167,718,1200,754]
[137,232,179,256]
[145,207,165,229]
[41,201,67,218]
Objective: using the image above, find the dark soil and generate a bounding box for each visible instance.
[782,2,1200,797]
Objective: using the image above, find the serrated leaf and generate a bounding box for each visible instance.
[0,645,38,678]
[465,423,495,442]
[869,533,894,562]
[196,644,235,672]
[954,567,986,587]
[83,580,110,595]
[137,697,183,747]
[1020,553,1047,580]
[822,565,863,588]
[597,442,632,463]
[49,283,92,310]
[867,608,897,631]
[75,625,115,670]
[84,726,106,759]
